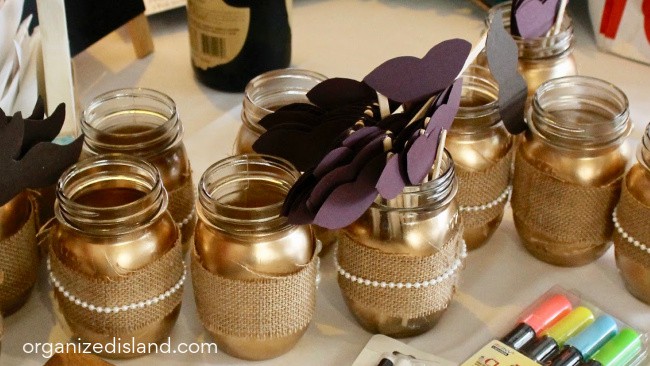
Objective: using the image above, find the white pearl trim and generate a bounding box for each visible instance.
[176,208,196,229]
[47,258,187,313]
[459,185,512,213]
[612,209,648,254]
[334,239,467,288]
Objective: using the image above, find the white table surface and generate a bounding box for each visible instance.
[3,1,650,365]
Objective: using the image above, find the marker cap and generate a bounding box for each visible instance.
[590,328,642,366]
[521,294,573,333]
[526,335,561,363]
[565,315,618,359]
[543,307,595,346]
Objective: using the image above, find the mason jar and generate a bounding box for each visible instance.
[235,68,328,154]
[512,76,631,266]
[337,151,466,338]
[484,2,577,99]
[614,123,650,303]
[81,88,195,254]
[0,191,36,315]
[234,68,335,251]
[447,65,514,250]
[193,154,317,360]
[47,154,184,359]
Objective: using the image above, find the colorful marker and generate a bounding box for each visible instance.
[582,329,642,366]
[525,307,595,364]
[549,315,618,366]
[501,294,573,351]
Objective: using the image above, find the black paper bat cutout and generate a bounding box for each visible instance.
[0,103,84,206]
[487,10,528,134]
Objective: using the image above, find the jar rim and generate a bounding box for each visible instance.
[198,154,300,233]
[639,123,650,171]
[453,65,502,132]
[487,2,574,60]
[81,88,183,158]
[242,68,328,135]
[530,75,631,150]
[374,150,457,212]
[55,153,168,235]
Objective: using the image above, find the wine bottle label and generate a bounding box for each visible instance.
[187,0,250,70]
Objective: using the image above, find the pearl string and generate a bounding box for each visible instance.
[612,209,649,254]
[459,185,512,213]
[334,239,467,289]
[47,259,187,314]
[176,208,195,228]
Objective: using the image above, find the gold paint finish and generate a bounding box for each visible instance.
[49,155,180,359]
[515,76,630,266]
[0,191,34,315]
[235,69,336,251]
[0,191,31,240]
[341,152,460,337]
[447,65,512,250]
[235,68,328,155]
[81,88,194,253]
[195,154,314,359]
[485,2,577,100]
[616,126,650,303]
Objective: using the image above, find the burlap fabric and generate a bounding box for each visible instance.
[48,234,184,335]
[614,180,650,267]
[337,223,464,319]
[0,199,38,314]
[512,152,621,253]
[456,146,514,229]
[191,249,317,339]
[167,176,196,252]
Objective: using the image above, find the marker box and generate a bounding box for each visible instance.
[461,287,648,366]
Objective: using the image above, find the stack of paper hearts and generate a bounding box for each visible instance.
[253,10,527,230]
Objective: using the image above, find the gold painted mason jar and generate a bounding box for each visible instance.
[0,191,36,315]
[447,65,514,250]
[235,68,328,154]
[235,68,336,251]
[614,123,650,303]
[81,88,195,254]
[512,76,631,267]
[485,2,577,99]
[337,151,466,338]
[192,154,317,360]
[47,155,184,359]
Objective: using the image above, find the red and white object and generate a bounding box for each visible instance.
[589,0,650,64]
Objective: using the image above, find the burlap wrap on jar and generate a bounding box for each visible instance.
[166,173,196,253]
[336,221,465,328]
[456,146,513,234]
[613,179,650,302]
[191,248,318,351]
[512,152,621,260]
[48,236,185,336]
[0,197,38,314]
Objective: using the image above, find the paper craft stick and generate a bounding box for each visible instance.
[432,129,447,179]
[551,0,569,35]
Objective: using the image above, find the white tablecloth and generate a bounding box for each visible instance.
[3,1,650,365]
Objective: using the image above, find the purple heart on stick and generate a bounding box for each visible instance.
[363,39,471,104]
[511,0,560,38]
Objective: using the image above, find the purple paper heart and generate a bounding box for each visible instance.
[307,78,377,110]
[313,153,385,229]
[511,0,560,38]
[307,134,385,213]
[405,78,463,184]
[375,153,407,199]
[363,39,471,104]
